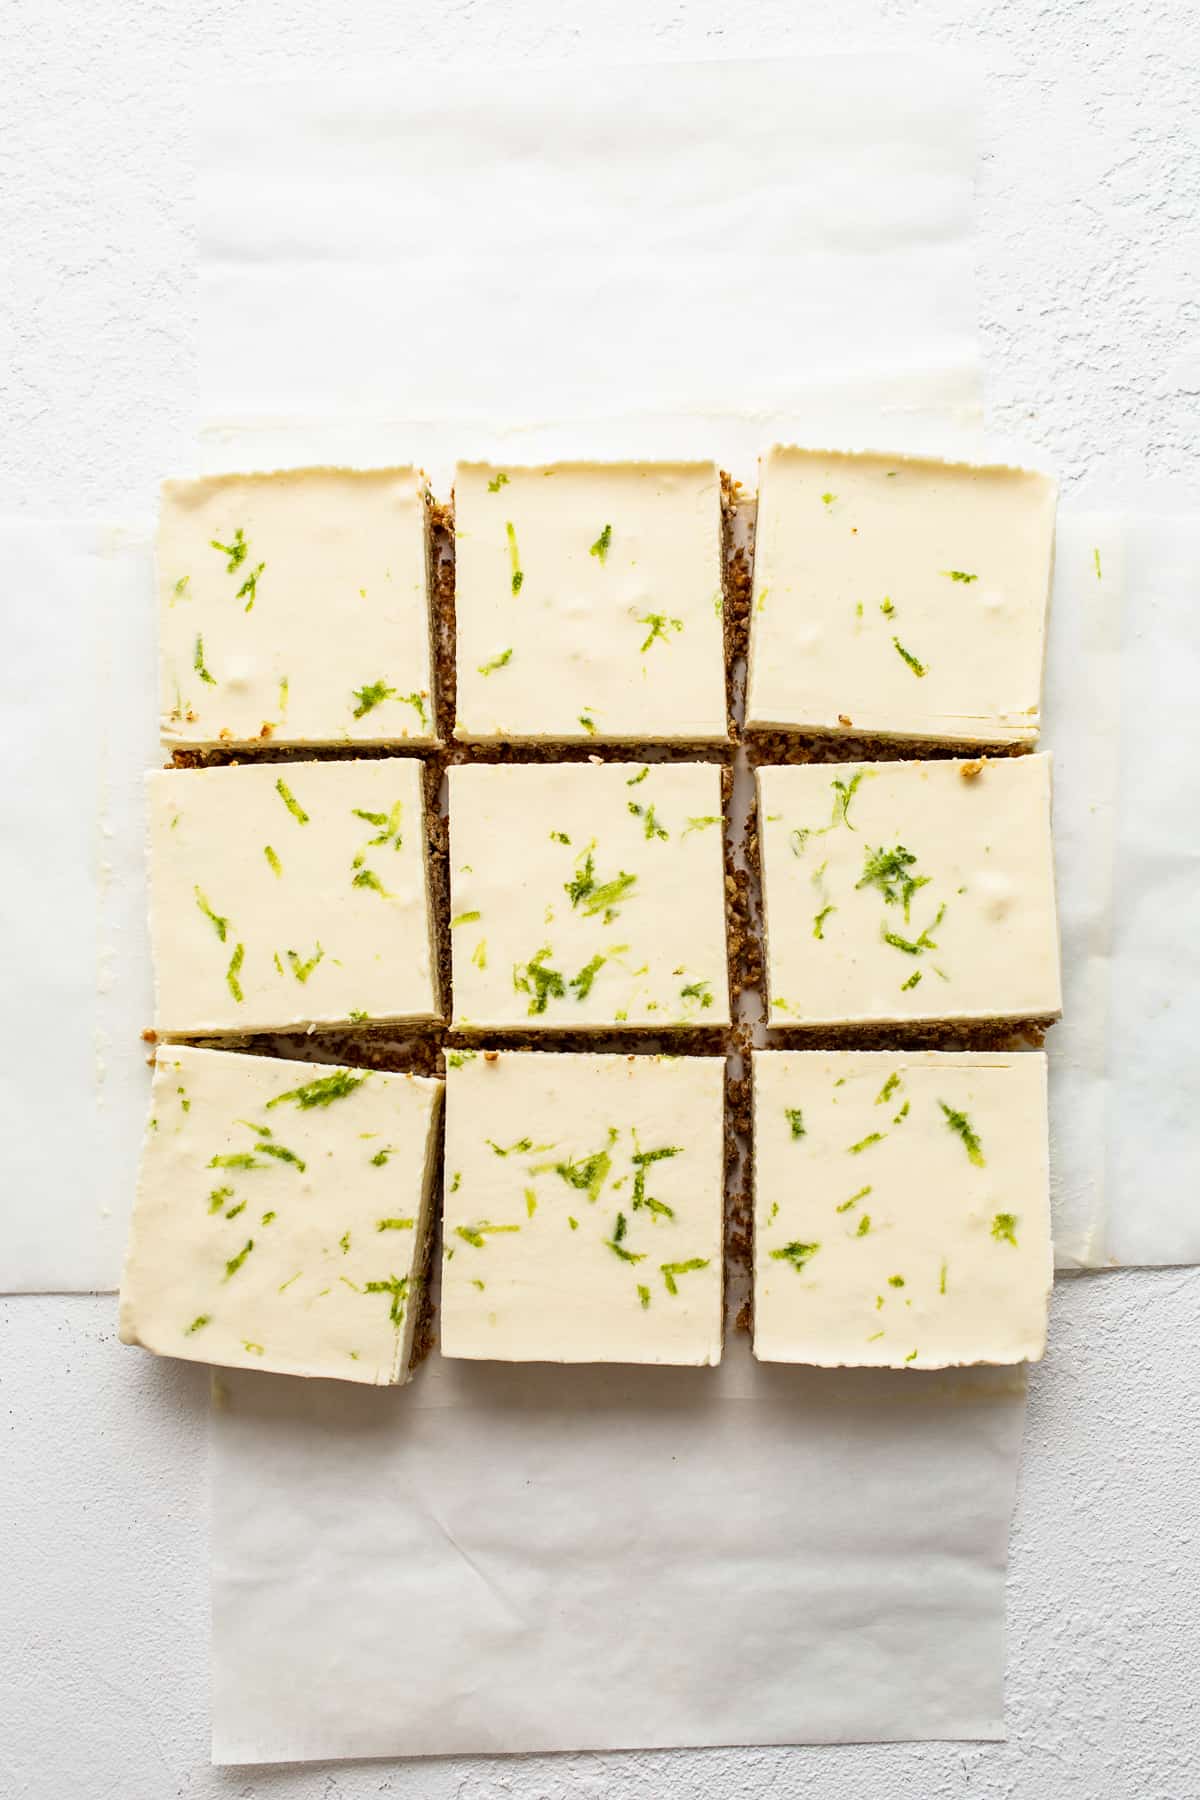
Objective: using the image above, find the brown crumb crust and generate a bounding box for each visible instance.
[720,470,753,741]
[423,759,452,1026]
[729,762,763,1008]
[443,739,733,767]
[174,1028,444,1078]
[169,742,440,770]
[429,496,456,744]
[725,1036,754,1335]
[761,1020,1050,1052]
[407,1089,445,1374]
[443,1028,733,1059]
[744,730,1034,767]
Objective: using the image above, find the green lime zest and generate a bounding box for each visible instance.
[939,1101,985,1167]
[660,1257,709,1294]
[836,1186,871,1213]
[857,844,930,919]
[637,612,683,653]
[275,778,309,824]
[285,942,324,983]
[225,943,245,1002]
[848,1132,884,1154]
[267,1069,366,1110]
[223,1239,254,1281]
[513,946,566,1014]
[892,637,927,677]
[193,634,217,685]
[210,528,247,572]
[770,1241,819,1272]
[194,886,229,942]
[506,520,523,593]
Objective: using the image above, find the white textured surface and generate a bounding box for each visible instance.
[2,2,1199,1797]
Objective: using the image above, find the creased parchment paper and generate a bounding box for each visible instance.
[211,1343,1024,1764]
[1046,514,1200,1268]
[0,522,156,1293]
[192,55,1033,1765]
[195,53,984,488]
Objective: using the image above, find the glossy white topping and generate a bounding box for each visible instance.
[759,755,1061,1026]
[454,461,727,742]
[753,1050,1052,1367]
[119,1045,442,1383]
[158,467,434,748]
[441,1051,725,1364]
[148,757,439,1034]
[448,761,729,1030]
[747,447,1057,743]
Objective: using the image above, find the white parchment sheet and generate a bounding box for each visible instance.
[0,523,156,1293]
[1046,514,1200,1268]
[195,53,984,486]
[211,1344,1025,1764]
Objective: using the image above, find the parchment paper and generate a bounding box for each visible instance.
[211,1343,1025,1764]
[190,54,1033,1767]
[0,522,156,1293]
[1046,514,1200,1268]
[194,53,984,488]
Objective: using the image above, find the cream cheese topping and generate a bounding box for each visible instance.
[441,1051,725,1364]
[148,757,439,1034]
[747,448,1057,743]
[752,1050,1052,1367]
[119,1045,442,1383]
[759,755,1061,1026]
[453,461,728,742]
[158,467,435,748]
[448,761,729,1030]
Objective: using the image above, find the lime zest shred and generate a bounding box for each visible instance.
[275,778,309,824]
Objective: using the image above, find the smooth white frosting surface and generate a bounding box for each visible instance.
[157,468,434,748]
[747,448,1056,743]
[119,1045,442,1383]
[453,462,727,742]
[759,755,1061,1025]
[753,1050,1052,1367]
[148,757,438,1034]
[441,1051,725,1364]
[448,761,729,1030]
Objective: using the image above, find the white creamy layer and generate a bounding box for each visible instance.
[441,1051,725,1364]
[753,1050,1052,1367]
[158,468,435,748]
[746,448,1057,744]
[448,762,729,1030]
[453,462,727,742]
[148,757,439,1034]
[119,1045,442,1383]
[758,755,1061,1025]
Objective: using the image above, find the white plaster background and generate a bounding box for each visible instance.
[1,1,1198,1796]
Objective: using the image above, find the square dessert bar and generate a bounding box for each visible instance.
[158,467,435,748]
[747,447,1057,744]
[753,1050,1052,1367]
[448,761,729,1031]
[758,754,1061,1027]
[453,461,728,743]
[119,1046,442,1384]
[441,1051,725,1364]
[147,757,439,1035]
